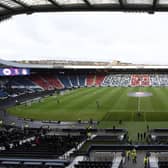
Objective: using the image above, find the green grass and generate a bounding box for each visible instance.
[7,87,168,122]
[7,87,168,143]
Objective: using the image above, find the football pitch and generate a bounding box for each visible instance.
[7,87,168,122]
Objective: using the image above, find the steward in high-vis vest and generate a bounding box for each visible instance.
[144,156,149,168]
[131,150,137,163]
[126,150,131,160]
[132,152,137,163]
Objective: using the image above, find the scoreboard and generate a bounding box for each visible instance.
[0,68,30,76]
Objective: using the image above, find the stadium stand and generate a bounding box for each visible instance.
[141,75,150,86]
[8,77,34,87]
[0,76,42,97]
[95,74,105,86]
[158,74,168,86]
[7,77,41,91]
[0,127,37,152]
[3,73,168,95]
[0,89,8,99]
[148,128,168,144]
[0,158,69,168]
[29,75,51,90]
[78,75,86,87]
[101,74,115,87]
[0,126,90,167]
[150,74,160,86]
[86,74,95,87]
[120,74,131,87]
[157,152,168,168]
[42,75,64,89]
[0,77,7,88]
[2,133,86,159]
[58,75,72,88]
[69,75,78,88]
[4,73,168,100]
[131,74,150,86]
[75,161,113,168]
[86,128,128,145]
[101,74,131,87]
[131,75,141,86]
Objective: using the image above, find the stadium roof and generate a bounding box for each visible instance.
[1,59,168,69]
[0,0,168,19]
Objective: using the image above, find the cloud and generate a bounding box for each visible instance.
[0,12,168,64]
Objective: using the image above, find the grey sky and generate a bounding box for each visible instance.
[0,12,167,64]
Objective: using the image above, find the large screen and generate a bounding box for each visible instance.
[0,68,30,76]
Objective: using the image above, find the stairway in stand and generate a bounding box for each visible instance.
[124,151,146,168]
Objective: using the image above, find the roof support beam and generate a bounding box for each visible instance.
[0,3,14,11]
[11,0,30,8]
[83,0,92,7]
[148,0,158,14]
[153,0,158,9]
[11,0,34,14]
[47,0,61,8]
[119,0,124,8]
